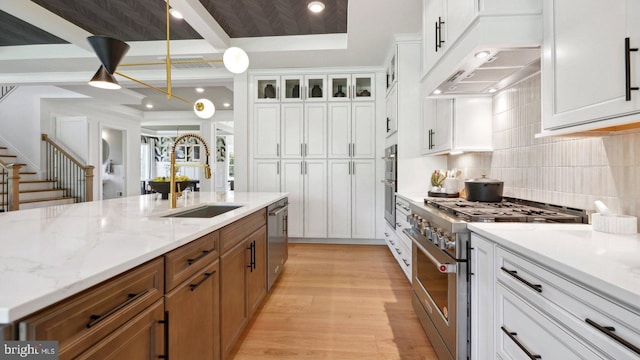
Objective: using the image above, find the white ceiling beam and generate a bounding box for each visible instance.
[232,34,348,52]
[170,0,231,51]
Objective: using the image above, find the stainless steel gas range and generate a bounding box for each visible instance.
[404,197,587,360]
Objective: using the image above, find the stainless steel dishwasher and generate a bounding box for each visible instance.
[267,198,288,291]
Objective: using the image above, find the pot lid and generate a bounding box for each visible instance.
[466,175,503,183]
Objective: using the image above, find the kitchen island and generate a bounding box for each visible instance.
[0,191,287,359]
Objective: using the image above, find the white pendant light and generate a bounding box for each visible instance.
[223,47,250,74]
[194,99,215,119]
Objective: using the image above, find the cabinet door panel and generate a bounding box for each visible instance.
[327,160,351,238]
[220,241,249,358]
[421,98,437,154]
[76,300,165,360]
[423,0,445,75]
[351,160,376,239]
[247,226,267,317]
[328,103,351,158]
[304,160,327,237]
[253,104,280,158]
[252,160,280,192]
[543,0,636,129]
[305,103,328,158]
[446,0,476,42]
[471,235,495,360]
[281,104,304,158]
[434,99,452,152]
[351,102,375,158]
[281,161,304,238]
[165,262,219,360]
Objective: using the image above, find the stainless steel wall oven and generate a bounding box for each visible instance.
[383,144,397,228]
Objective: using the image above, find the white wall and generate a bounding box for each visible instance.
[0,86,86,171]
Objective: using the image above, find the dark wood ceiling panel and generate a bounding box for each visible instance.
[31,0,201,41]
[199,0,348,38]
[0,10,67,46]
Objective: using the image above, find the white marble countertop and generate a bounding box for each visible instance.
[468,223,640,312]
[0,191,287,323]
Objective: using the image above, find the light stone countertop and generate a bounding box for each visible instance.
[468,223,640,312]
[0,191,287,323]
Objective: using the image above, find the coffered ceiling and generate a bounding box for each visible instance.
[0,0,421,112]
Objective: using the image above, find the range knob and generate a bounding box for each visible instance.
[441,234,456,250]
[431,227,440,244]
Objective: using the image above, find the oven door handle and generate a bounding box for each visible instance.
[411,236,457,273]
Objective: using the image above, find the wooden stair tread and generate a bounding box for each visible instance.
[19,196,75,204]
[19,189,64,194]
[0,155,17,158]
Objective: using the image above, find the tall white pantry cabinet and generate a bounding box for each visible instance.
[249,71,378,240]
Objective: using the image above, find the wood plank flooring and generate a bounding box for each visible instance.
[229,243,437,359]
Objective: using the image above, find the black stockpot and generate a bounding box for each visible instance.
[464,175,504,202]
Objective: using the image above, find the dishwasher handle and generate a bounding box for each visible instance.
[269,205,288,216]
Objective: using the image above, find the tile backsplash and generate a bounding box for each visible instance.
[448,73,640,220]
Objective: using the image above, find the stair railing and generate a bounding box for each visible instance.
[41,134,94,204]
[0,161,24,212]
[0,85,15,103]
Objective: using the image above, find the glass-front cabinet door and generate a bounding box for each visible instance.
[328,74,375,101]
[305,75,327,101]
[255,76,280,102]
[353,74,374,101]
[328,74,350,101]
[281,75,303,102]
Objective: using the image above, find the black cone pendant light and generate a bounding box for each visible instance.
[87,36,130,89]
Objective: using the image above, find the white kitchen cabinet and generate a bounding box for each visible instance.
[252,159,280,192]
[328,74,375,101]
[327,160,376,239]
[253,104,280,158]
[470,234,495,360]
[541,0,640,133]
[421,97,492,155]
[254,76,280,102]
[281,161,304,238]
[258,75,327,102]
[303,160,327,238]
[471,231,640,360]
[328,102,375,159]
[280,103,327,159]
[385,83,398,137]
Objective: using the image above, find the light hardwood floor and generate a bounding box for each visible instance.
[229,243,437,359]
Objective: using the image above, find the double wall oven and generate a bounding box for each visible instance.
[383,145,397,228]
[404,197,586,360]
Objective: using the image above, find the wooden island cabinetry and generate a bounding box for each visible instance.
[11,200,278,360]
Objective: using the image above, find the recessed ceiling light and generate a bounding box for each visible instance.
[169,8,183,19]
[433,89,442,95]
[195,87,205,93]
[474,51,490,59]
[488,88,497,93]
[146,104,154,109]
[223,102,231,107]
[308,1,325,13]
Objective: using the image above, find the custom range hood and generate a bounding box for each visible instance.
[433,47,540,95]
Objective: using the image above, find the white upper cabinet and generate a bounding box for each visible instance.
[253,104,280,158]
[328,74,375,101]
[254,76,280,102]
[541,0,640,134]
[304,103,328,158]
[280,104,304,158]
[328,103,375,159]
[421,97,492,155]
[280,75,303,102]
[258,75,327,102]
[304,75,328,102]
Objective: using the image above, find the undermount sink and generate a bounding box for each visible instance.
[164,204,244,218]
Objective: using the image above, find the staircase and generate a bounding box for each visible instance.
[0,146,75,211]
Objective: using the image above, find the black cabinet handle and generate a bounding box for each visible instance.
[437,16,445,50]
[246,241,256,272]
[158,311,169,359]
[501,326,542,359]
[500,266,542,293]
[625,37,639,101]
[187,248,213,265]
[585,318,640,355]
[189,271,214,291]
[434,21,439,52]
[87,289,149,328]
[428,129,435,149]
[386,117,391,132]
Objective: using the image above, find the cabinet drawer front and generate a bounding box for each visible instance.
[220,209,266,253]
[19,258,164,358]
[165,231,219,291]
[496,284,602,360]
[497,248,640,358]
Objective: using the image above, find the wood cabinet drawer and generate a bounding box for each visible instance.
[496,283,602,360]
[220,209,266,253]
[165,231,219,291]
[497,248,640,359]
[2,324,12,340]
[18,258,164,359]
